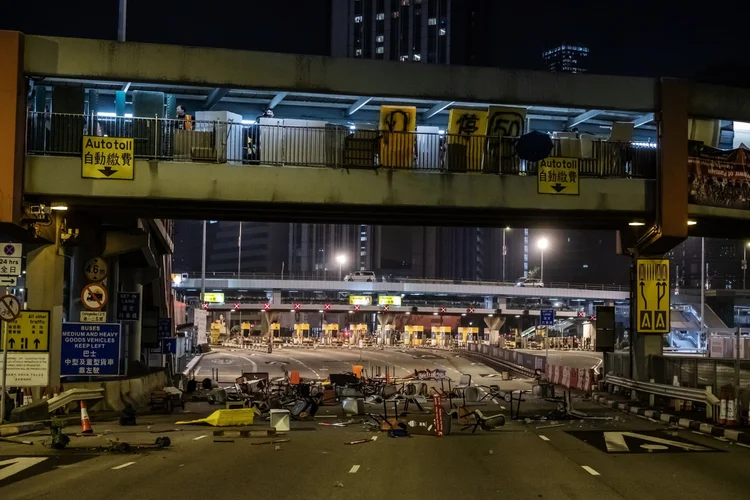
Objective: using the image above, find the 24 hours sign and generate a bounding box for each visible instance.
[81,136,134,180]
[636,259,670,333]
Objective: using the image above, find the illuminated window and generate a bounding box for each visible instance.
[355,49,363,56]
[376,35,384,42]
[428,17,437,25]
[376,46,384,54]
[355,15,363,23]
[376,12,385,20]
[439,28,446,36]
[413,54,421,61]
[392,11,400,17]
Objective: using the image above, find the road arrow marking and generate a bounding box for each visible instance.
[0,457,48,482]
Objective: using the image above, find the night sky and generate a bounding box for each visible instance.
[1,0,747,78]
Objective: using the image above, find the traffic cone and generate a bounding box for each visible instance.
[80,401,94,434]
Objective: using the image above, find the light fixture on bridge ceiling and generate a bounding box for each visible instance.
[515,315,521,318]
[687,220,698,226]
[318,310,324,313]
[461,313,467,317]
[405,311,411,315]
[488,314,494,317]
[50,202,68,211]
[289,309,295,313]
[628,221,646,226]
[433,312,439,315]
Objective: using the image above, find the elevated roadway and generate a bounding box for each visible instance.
[176,278,629,301]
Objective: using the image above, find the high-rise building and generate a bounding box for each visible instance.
[667,237,745,290]
[331,0,491,65]
[172,221,289,275]
[542,43,589,73]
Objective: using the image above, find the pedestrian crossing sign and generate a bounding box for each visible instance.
[636,259,670,333]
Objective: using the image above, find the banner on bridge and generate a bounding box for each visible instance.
[688,143,750,210]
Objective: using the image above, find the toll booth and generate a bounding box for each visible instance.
[404,325,424,346]
[294,323,311,344]
[271,322,281,343]
[210,321,222,344]
[483,328,499,345]
[458,326,480,346]
[349,323,368,345]
[241,321,252,337]
[381,325,396,345]
[432,325,451,347]
[324,323,340,345]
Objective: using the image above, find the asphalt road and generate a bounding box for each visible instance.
[2,347,749,499]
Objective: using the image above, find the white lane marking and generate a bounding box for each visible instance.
[0,458,48,482]
[193,434,208,441]
[371,436,378,441]
[349,465,360,474]
[539,435,550,441]
[194,367,201,376]
[581,466,600,476]
[112,462,136,470]
[735,442,750,449]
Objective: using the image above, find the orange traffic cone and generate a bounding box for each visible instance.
[80,401,94,434]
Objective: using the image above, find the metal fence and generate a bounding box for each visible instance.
[26,112,656,177]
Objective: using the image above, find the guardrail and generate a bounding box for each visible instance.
[465,344,545,378]
[26,112,657,178]
[604,375,720,407]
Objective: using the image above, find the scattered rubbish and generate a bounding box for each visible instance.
[388,429,410,438]
[250,439,291,446]
[335,482,344,488]
[119,404,138,426]
[179,464,185,467]
[213,429,276,438]
[0,436,33,445]
[213,439,235,443]
[488,450,494,455]
[274,445,281,451]
[536,424,566,430]
[150,428,181,433]
[154,436,172,448]
[345,439,371,445]
[175,407,260,427]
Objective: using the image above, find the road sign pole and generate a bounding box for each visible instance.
[1,321,8,424]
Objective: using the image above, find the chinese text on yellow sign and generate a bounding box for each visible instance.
[379,106,416,168]
[636,259,670,333]
[82,136,135,180]
[537,157,580,195]
[3,311,50,352]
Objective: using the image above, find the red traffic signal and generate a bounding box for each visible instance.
[439,306,447,314]
[324,304,331,311]
[233,303,240,310]
[264,303,271,311]
[294,303,301,310]
[467,307,475,314]
[382,305,390,312]
[353,305,361,311]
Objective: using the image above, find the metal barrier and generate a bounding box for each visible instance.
[605,351,632,379]
[465,343,545,377]
[604,375,720,407]
[26,112,657,178]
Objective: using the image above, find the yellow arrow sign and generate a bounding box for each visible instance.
[636,259,670,333]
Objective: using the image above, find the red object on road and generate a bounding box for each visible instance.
[433,394,444,437]
[80,401,94,434]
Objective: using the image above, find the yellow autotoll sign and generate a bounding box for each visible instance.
[202,292,225,303]
[3,311,50,352]
[349,295,372,306]
[82,136,135,180]
[538,157,580,195]
[636,259,670,333]
[378,295,402,306]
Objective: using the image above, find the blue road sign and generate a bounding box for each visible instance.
[162,338,177,355]
[540,309,555,326]
[61,323,121,376]
[157,317,172,339]
[117,292,140,321]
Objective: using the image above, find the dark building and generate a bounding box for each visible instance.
[668,237,746,290]
[542,43,589,73]
[330,0,491,65]
[172,221,289,275]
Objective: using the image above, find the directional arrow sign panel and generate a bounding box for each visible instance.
[537,157,579,195]
[2,311,50,352]
[636,259,670,333]
[81,136,135,180]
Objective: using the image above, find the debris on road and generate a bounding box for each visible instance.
[176,407,260,427]
[213,428,277,438]
[536,423,566,430]
[335,482,344,488]
[344,439,371,445]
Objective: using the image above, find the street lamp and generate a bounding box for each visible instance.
[744,242,750,289]
[537,237,549,283]
[503,226,510,282]
[336,254,346,280]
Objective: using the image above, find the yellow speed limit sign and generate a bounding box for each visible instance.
[636,259,669,333]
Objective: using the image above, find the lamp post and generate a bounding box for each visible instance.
[503,227,509,282]
[336,254,346,281]
[744,242,750,289]
[537,237,549,283]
